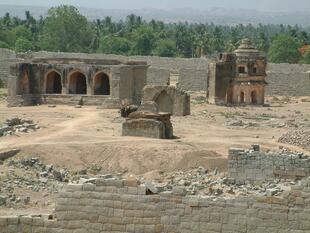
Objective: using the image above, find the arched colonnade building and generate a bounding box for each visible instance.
[7,58,148,107]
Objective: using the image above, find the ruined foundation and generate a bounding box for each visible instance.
[122,111,173,139]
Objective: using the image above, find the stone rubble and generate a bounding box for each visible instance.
[136,167,293,198]
[278,128,310,149]
[0,117,40,137]
[0,157,68,207]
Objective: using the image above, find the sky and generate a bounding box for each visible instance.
[0,0,309,12]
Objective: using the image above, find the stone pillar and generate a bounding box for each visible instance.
[86,74,92,96]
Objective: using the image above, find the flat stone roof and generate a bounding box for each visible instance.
[24,57,148,66]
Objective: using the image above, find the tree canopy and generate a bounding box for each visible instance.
[0,5,310,64]
[268,35,301,63]
[39,5,94,52]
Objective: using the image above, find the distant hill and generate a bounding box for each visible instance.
[1,4,310,26]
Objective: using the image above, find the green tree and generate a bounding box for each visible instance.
[130,26,156,55]
[300,50,310,64]
[257,32,269,52]
[39,5,93,52]
[0,41,9,49]
[268,35,301,63]
[152,39,176,57]
[12,25,32,41]
[174,24,194,57]
[15,37,32,52]
[98,36,130,55]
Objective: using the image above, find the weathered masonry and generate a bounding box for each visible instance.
[7,57,148,107]
[142,85,190,116]
[1,176,310,233]
[228,146,310,184]
[1,148,310,233]
[208,39,268,106]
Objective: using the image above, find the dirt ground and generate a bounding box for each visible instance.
[1,93,309,174]
[0,92,309,215]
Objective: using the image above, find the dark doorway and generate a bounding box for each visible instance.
[46,71,62,94]
[19,71,30,94]
[240,92,245,103]
[251,91,257,104]
[69,71,87,94]
[93,72,110,95]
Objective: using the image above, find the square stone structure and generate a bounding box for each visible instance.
[7,57,148,107]
[207,38,267,106]
[141,85,190,116]
[122,111,173,139]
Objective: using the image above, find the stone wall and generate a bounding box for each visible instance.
[0,48,16,87]
[1,176,310,233]
[266,63,310,96]
[228,147,310,184]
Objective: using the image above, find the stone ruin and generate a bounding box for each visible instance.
[228,145,310,184]
[1,146,310,233]
[122,102,173,139]
[121,85,190,139]
[207,38,267,106]
[141,85,190,116]
[6,57,148,108]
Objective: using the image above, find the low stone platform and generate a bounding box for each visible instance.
[122,111,173,139]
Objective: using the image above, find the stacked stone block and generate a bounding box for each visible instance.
[228,147,310,184]
[1,176,310,233]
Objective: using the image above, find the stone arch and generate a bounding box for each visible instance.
[251,90,257,104]
[93,71,110,95]
[155,90,173,114]
[240,91,245,104]
[19,70,30,95]
[68,70,87,94]
[45,70,62,94]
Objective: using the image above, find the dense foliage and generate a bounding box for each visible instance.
[1,5,310,63]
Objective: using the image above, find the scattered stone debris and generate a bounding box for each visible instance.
[278,128,310,149]
[0,117,40,137]
[136,167,292,198]
[0,157,69,208]
[225,119,258,128]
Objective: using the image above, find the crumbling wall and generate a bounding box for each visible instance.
[142,85,190,116]
[1,177,310,233]
[228,147,310,184]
